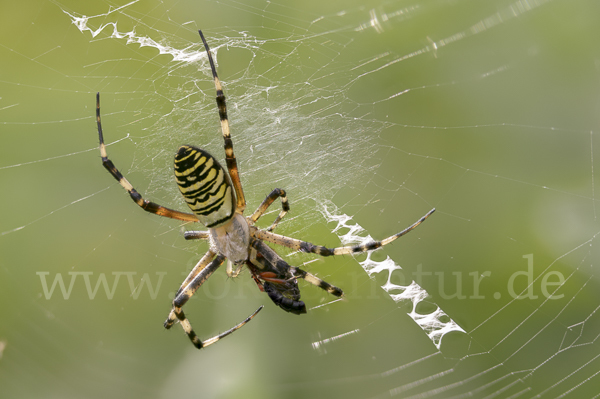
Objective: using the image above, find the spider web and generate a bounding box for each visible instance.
[1,0,600,398]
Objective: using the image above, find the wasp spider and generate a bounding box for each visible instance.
[95,30,435,350]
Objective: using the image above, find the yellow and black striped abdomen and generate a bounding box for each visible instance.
[174,145,236,228]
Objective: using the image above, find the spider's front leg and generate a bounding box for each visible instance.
[164,253,222,330]
[254,208,436,257]
[164,253,262,349]
[168,250,216,310]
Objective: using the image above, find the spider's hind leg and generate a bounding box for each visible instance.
[199,30,246,214]
[248,188,290,232]
[184,231,210,240]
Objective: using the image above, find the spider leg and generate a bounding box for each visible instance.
[174,305,263,349]
[251,239,342,296]
[248,188,290,231]
[248,242,307,314]
[253,208,435,256]
[96,93,198,223]
[184,231,210,240]
[199,30,246,214]
[292,267,343,297]
[171,250,217,305]
[164,251,220,329]
[164,253,263,349]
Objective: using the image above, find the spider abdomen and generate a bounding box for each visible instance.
[174,145,236,228]
[95,30,434,350]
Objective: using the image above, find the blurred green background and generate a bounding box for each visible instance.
[2,0,600,398]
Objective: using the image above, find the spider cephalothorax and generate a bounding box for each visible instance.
[95,30,435,349]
